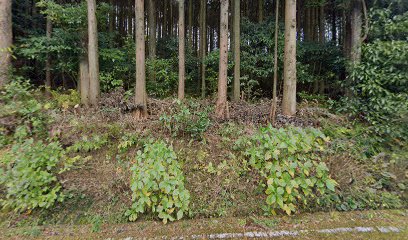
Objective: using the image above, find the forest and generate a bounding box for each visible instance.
[0,0,407,238]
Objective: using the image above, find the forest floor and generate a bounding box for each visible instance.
[1,210,407,239]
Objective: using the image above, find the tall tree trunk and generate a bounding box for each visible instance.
[270,0,279,123]
[148,0,156,83]
[319,3,325,43]
[80,30,89,105]
[178,0,186,99]
[231,0,235,57]
[200,0,207,98]
[311,7,317,41]
[164,0,168,37]
[246,0,250,19]
[331,9,336,43]
[210,28,215,51]
[215,0,229,118]
[45,16,52,89]
[318,3,326,94]
[109,0,114,33]
[128,4,133,36]
[80,53,90,106]
[343,10,351,58]
[194,25,198,54]
[188,0,193,50]
[305,7,311,41]
[87,0,100,106]
[233,0,240,101]
[258,0,264,22]
[170,2,174,36]
[119,2,124,35]
[350,0,362,64]
[0,0,12,86]
[282,0,297,116]
[134,0,148,119]
[148,0,156,59]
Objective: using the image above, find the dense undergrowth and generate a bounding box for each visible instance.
[0,80,406,229]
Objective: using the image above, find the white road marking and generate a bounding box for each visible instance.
[112,225,403,239]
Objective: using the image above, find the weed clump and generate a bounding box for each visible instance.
[159,100,212,140]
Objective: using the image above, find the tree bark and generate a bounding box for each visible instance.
[148,0,156,60]
[305,6,311,41]
[87,0,100,106]
[215,0,229,118]
[164,0,168,37]
[188,0,193,50]
[282,0,297,116]
[148,0,156,84]
[331,9,336,43]
[350,0,362,64]
[0,0,12,86]
[200,0,207,98]
[128,3,133,36]
[270,0,279,123]
[233,0,240,101]
[80,53,90,106]
[178,0,186,100]
[134,0,148,120]
[319,3,325,44]
[170,2,174,36]
[343,10,351,59]
[45,16,52,89]
[109,0,114,33]
[258,0,264,23]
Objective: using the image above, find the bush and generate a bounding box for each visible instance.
[0,80,50,146]
[146,58,178,98]
[236,126,336,215]
[342,40,408,140]
[0,139,65,212]
[159,100,212,140]
[51,89,81,109]
[126,141,190,223]
[337,10,408,141]
[333,189,402,211]
[320,122,405,211]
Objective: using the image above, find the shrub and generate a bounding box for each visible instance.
[336,10,408,141]
[320,122,405,211]
[0,139,65,212]
[236,126,336,215]
[0,80,50,146]
[126,141,190,223]
[51,89,81,109]
[159,100,212,140]
[334,189,402,211]
[146,58,178,98]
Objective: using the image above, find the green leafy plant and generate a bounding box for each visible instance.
[237,126,336,215]
[0,80,50,146]
[0,139,65,212]
[91,215,103,233]
[126,141,190,224]
[51,89,81,110]
[100,72,124,92]
[67,134,109,153]
[146,58,178,98]
[336,10,408,141]
[117,133,140,153]
[159,100,212,140]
